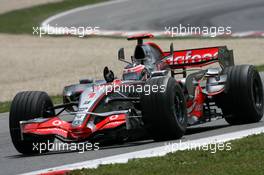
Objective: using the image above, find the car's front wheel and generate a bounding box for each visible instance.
[9,91,55,154]
[141,76,187,141]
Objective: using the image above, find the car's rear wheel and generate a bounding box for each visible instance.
[141,76,187,141]
[216,65,264,124]
[9,91,55,154]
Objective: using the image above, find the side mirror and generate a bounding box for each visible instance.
[118,48,131,64]
[103,66,115,83]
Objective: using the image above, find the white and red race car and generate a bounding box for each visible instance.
[9,34,263,154]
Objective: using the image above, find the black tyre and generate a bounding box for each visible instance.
[141,76,187,141]
[216,65,264,124]
[9,91,55,154]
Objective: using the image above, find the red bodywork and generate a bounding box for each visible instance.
[22,114,126,141]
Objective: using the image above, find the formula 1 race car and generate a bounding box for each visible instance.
[9,34,264,154]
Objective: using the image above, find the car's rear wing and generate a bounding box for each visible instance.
[163,46,234,69]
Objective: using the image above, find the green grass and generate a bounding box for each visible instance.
[256,64,264,72]
[50,95,63,105]
[70,134,264,175]
[0,0,106,34]
[0,95,62,113]
[0,101,12,113]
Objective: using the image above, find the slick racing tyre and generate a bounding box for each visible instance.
[141,76,187,141]
[9,91,55,154]
[216,65,264,125]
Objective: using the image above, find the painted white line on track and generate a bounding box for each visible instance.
[41,0,129,27]
[21,126,264,175]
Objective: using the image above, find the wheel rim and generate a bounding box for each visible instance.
[173,93,185,124]
[252,75,263,110]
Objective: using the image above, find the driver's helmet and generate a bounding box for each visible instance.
[133,45,158,73]
[122,64,148,80]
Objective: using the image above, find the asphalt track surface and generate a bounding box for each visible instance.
[47,0,264,32]
[0,73,263,175]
